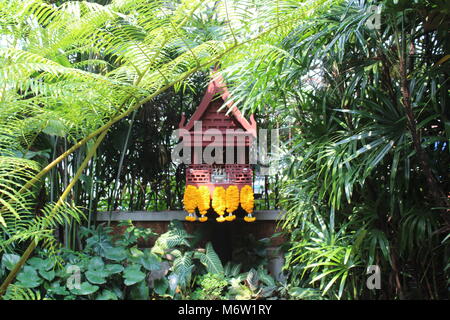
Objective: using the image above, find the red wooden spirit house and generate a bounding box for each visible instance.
[178,71,257,223]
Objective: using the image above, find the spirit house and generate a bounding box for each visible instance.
[178,71,257,223]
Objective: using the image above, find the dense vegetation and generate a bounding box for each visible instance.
[2,221,293,300]
[0,0,448,300]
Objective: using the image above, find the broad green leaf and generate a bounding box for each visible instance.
[88,257,104,270]
[153,278,169,296]
[151,225,192,254]
[124,265,146,286]
[86,269,109,284]
[96,289,119,300]
[2,254,20,271]
[129,280,149,300]
[173,252,194,287]
[257,267,275,287]
[39,269,56,281]
[139,250,161,271]
[128,246,144,263]
[70,282,99,295]
[104,247,127,262]
[105,264,124,275]
[16,266,41,288]
[47,282,69,296]
[28,257,54,271]
[196,242,223,274]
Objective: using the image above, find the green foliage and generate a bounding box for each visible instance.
[0,0,300,295]
[189,261,301,300]
[191,273,228,300]
[1,221,162,299]
[1,220,295,300]
[1,0,448,301]
[232,234,270,271]
[221,0,450,299]
[195,242,224,274]
[152,220,193,255]
[225,267,283,300]
[3,284,45,300]
[287,218,363,299]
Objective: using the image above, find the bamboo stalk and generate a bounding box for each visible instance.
[112,110,137,212]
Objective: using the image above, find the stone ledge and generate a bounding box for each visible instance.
[96,210,284,221]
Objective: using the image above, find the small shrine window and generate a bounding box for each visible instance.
[211,166,228,183]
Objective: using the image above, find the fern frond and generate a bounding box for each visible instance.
[0,156,40,227]
[3,284,43,300]
[0,201,84,252]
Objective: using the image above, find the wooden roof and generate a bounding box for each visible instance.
[178,71,256,137]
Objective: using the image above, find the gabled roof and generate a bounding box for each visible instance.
[178,71,256,136]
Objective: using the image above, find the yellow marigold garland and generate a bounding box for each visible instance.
[188,184,256,223]
[212,186,226,222]
[183,185,198,222]
[225,185,239,221]
[240,185,255,222]
[197,186,210,222]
